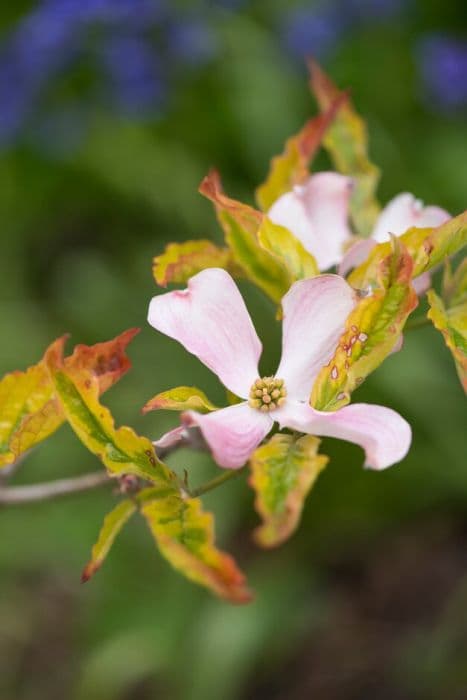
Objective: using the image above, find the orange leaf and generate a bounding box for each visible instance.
[0,329,139,468]
[65,327,139,394]
[308,59,381,237]
[256,93,347,211]
[200,170,317,301]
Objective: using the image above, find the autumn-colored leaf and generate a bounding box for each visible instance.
[81,499,137,582]
[255,94,346,212]
[0,363,56,468]
[442,258,467,308]
[427,261,467,392]
[311,239,418,411]
[45,337,170,484]
[65,328,139,394]
[403,214,467,278]
[153,240,237,287]
[45,338,251,601]
[308,60,381,237]
[257,217,319,280]
[140,488,252,603]
[142,386,218,414]
[200,170,318,302]
[225,390,243,406]
[0,329,138,468]
[200,170,290,302]
[349,211,467,290]
[249,434,328,548]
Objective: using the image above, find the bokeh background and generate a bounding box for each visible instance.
[0,1,466,698]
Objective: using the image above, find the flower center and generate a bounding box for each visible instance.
[248,376,287,412]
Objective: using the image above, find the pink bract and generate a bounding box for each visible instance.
[269,177,450,297]
[268,172,354,271]
[148,269,412,471]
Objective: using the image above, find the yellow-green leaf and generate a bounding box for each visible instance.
[221,211,290,302]
[45,338,251,601]
[199,170,290,302]
[0,329,139,468]
[0,363,56,467]
[140,489,252,603]
[11,338,250,602]
[427,283,467,393]
[255,96,345,212]
[442,258,467,308]
[249,434,328,548]
[225,389,243,406]
[309,60,381,237]
[349,211,467,290]
[257,217,319,280]
[311,240,418,411]
[153,240,237,287]
[82,499,137,582]
[45,337,170,484]
[142,386,218,414]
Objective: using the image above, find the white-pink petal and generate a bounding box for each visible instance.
[276,275,356,401]
[268,172,354,270]
[371,193,451,243]
[153,425,188,451]
[182,403,273,469]
[412,271,432,296]
[338,238,376,277]
[147,268,261,399]
[275,400,411,470]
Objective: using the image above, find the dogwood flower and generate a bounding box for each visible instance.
[268,172,354,271]
[148,268,411,470]
[268,173,451,293]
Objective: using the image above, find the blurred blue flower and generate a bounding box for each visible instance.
[0,70,34,144]
[417,35,467,113]
[283,6,347,60]
[282,0,406,62]
[342,0,406,23]
[167,16,217,66]
[100,35,166,117]
[35,0,165,27]
[0,0,215,149]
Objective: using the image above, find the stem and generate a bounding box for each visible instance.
[0,437,245,506]
[0,471,111,505]
[190,468,245,498]
[405,315,431,332]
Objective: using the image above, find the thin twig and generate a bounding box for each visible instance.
[0,428,202,505]
[190,468,246,498]
[0,471,111,505]
[0,433,244,506]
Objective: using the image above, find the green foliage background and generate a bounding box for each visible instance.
[0,2,466,698]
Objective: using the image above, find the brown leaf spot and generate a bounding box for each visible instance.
[423,238,434,256]
[145,449,156,466]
